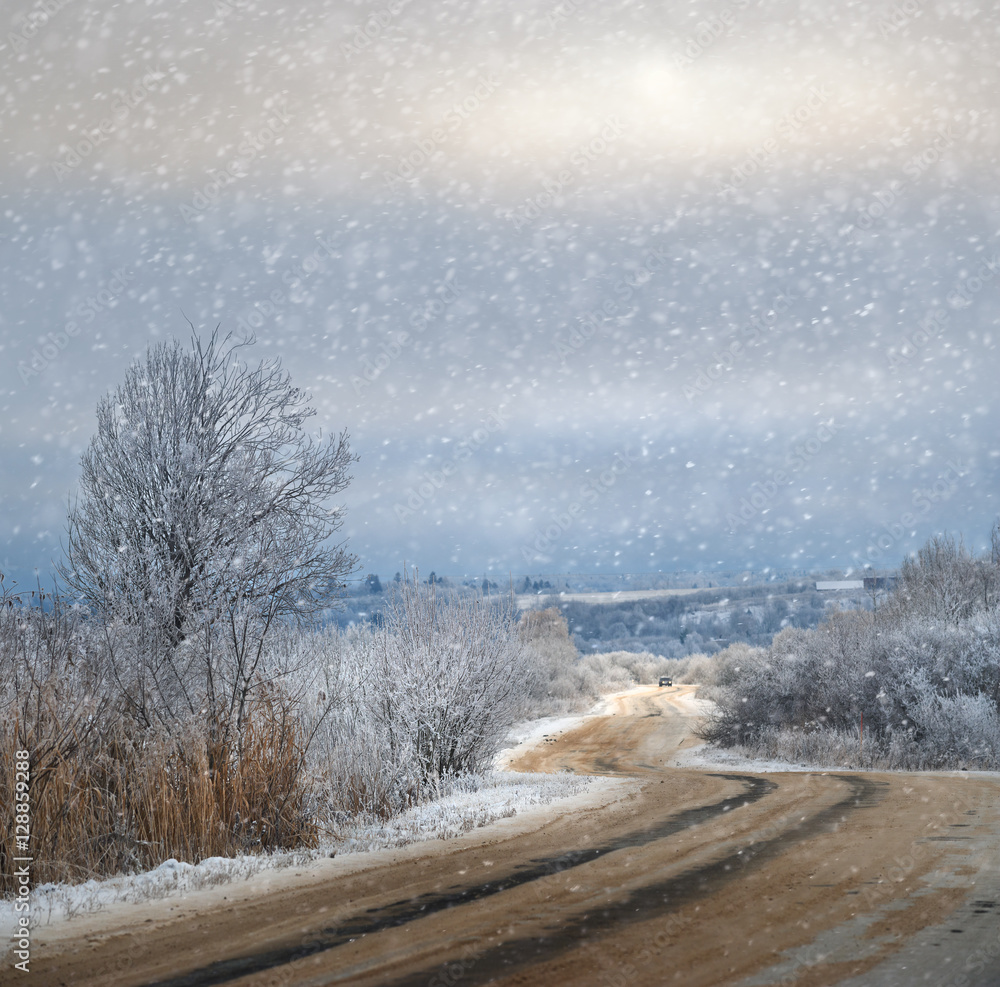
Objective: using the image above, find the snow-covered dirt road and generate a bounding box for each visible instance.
[14,685,1000,986]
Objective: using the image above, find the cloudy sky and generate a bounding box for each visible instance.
[1,0,998,590]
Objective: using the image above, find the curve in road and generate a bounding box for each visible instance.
[19,685,1000,987]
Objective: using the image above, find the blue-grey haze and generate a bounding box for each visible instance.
[1,0,998,592]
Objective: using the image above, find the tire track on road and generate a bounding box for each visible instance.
[143,775,776,987]
[353,774,887,987]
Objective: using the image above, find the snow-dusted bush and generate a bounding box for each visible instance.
[519,607,585,709]
[900,671,1000,768]
[702,532,1000,769]
[312,576,533,817]
[512,605,761,712]
[516,610,676,709]
[680,642,765,695]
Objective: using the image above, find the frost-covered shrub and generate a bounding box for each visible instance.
[520,607,587,708]
[314,577,533,816]
[687,642,766,697]
[888,534,988,625]
[514,611,688,712]
[702,552,1000,769]
[579,651,646,687]
[902,672,1000,768]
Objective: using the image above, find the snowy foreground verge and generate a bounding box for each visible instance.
[1,696,633,941]
[677,738,1000,778]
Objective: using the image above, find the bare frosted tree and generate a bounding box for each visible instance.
[894,534,981,624]
[59,329,358,700]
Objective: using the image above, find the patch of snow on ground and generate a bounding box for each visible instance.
[676,742,847,773]
[669,690,715,717]
[2,754,599,937]
[1,851,318,945]
[677,741,1000,777]
[0,690,640,942]
[331,770,594,854]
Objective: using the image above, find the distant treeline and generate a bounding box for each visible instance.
[338,575,868,653]
[546,581,831,656]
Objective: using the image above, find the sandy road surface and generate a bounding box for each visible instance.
[13,686,1000,987]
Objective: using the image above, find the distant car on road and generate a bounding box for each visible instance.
[658,676,672,687]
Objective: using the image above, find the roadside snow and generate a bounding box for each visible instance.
[3,770,598,934]
[677,740,1000,777]
[1,852,317,944]
[331,770,595,854]
[2,702,613,938]
[676,741,848,773]
[496,714,597,769]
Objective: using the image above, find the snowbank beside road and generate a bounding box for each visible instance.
[2,701,620,938]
